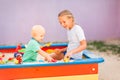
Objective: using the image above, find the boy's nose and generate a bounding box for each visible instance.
[61,24,66,28]
[61,22,64,26]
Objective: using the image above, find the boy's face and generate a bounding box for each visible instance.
[58,15,74,30]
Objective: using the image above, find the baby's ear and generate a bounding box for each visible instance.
[31,31,37,38]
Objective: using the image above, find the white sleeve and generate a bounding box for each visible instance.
[76,26,86,41]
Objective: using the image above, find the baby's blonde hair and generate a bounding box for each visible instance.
[58,10,74,20]
[31,25,45,37]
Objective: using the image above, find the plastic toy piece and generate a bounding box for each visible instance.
[0,60,4,64]
[41,42,52,48]
[14,44,24,64]
[14,52,24,58]
[0,53,5,64]
[45,42,52,47]
[8,57,14,61]
[14,44,24,62]
[18,48,25,53]
[15,54,22,64]
[14,59,18,64]
[15,44,22,52]
[0,53,5,58]
[9,52,23,64]
[63,56,70,63]
[51,59,57,62]
[5,57,14,63]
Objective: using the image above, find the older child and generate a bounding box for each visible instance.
[23,25,54,62]
[58,10,87,60]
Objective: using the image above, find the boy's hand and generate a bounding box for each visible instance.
[64,51,72,59]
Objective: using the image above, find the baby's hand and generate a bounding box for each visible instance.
[46,55,56,62]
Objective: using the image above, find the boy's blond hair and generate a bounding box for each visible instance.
[58,10,74,19]
[31,25,45,37]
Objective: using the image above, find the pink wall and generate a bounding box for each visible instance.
[118,0,120,37]
[0,0,119,45]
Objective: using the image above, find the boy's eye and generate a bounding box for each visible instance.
[61,21,66,24]
[63,21,65,23]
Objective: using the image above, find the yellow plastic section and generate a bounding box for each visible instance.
[16,74,98,80]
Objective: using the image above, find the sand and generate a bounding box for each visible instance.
[94,51,120,80]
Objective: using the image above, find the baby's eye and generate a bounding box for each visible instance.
[40,35,44,37]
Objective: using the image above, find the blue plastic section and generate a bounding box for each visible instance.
[0,43,104,69]
[0,43,68,49]
[50,43,68,47]
[0,57,104,69]
[83,50,100,58]
[0,45,25,49]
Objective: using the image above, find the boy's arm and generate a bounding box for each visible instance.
[64,40,87,58]
[60,47,67,52]
[73,40,87,53]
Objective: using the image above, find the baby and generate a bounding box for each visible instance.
[22,25,54,62]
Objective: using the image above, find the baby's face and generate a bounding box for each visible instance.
[32,25,45,42]
[58,15,74,30]
[35,32,45,42]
